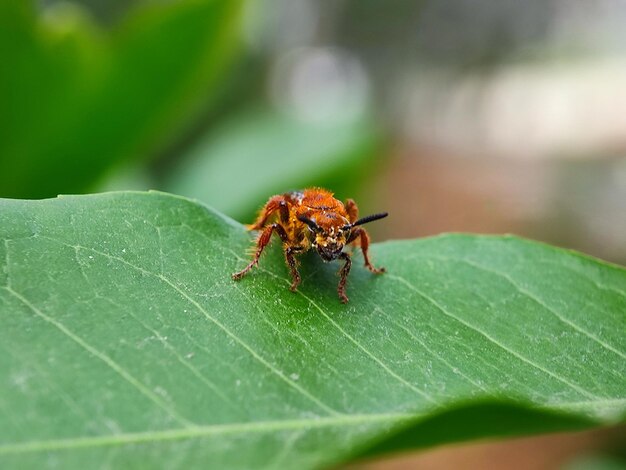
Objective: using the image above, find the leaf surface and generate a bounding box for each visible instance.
[0,192,624,469]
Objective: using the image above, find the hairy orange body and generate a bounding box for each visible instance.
[232,188,387,303]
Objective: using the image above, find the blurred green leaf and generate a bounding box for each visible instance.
[1,192,624,469]
[0,0,243,198]
[166,107,381,220]
[352,401,597,462]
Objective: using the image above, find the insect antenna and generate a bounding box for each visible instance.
[352,212,388,227]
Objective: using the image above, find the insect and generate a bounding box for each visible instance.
[232,188,388,303]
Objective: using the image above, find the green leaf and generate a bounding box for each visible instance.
[0,191,624,469]
[0,0,242,198]
[166,107,381,220]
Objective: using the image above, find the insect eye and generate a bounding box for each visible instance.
[298,215,320,232]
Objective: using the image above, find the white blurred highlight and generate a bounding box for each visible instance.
[403,59,626,160]
[269,47,370,123]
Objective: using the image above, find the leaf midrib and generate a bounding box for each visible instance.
[3,397,625,455]
[0,412,414,455]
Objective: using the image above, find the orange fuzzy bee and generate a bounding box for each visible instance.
[232,188,387,303]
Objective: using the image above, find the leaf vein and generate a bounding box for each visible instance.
[386,274,598,400]
[158,274,339,416]
[232,282,350,411]
[451,257,626,360]
[374,306,489,393]
[2,286,195,428]
[37,236,338,417]
[239,256,438,405]
[103,297,239,411]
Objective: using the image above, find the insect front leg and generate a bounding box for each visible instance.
[232,223,283,280]
[337,251,352,303]
[284,247,302,292]
[348,227,386,274]
[270,224,303,292]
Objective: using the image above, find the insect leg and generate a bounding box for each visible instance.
[348,227,386,274]
[232,224,279,280]
[269,223,302,292]
[284,247,302,292]
[247,195,289,230]
[344,198,359,224]
[337,251,352,303]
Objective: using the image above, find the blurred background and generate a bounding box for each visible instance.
[2,0,625,467]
